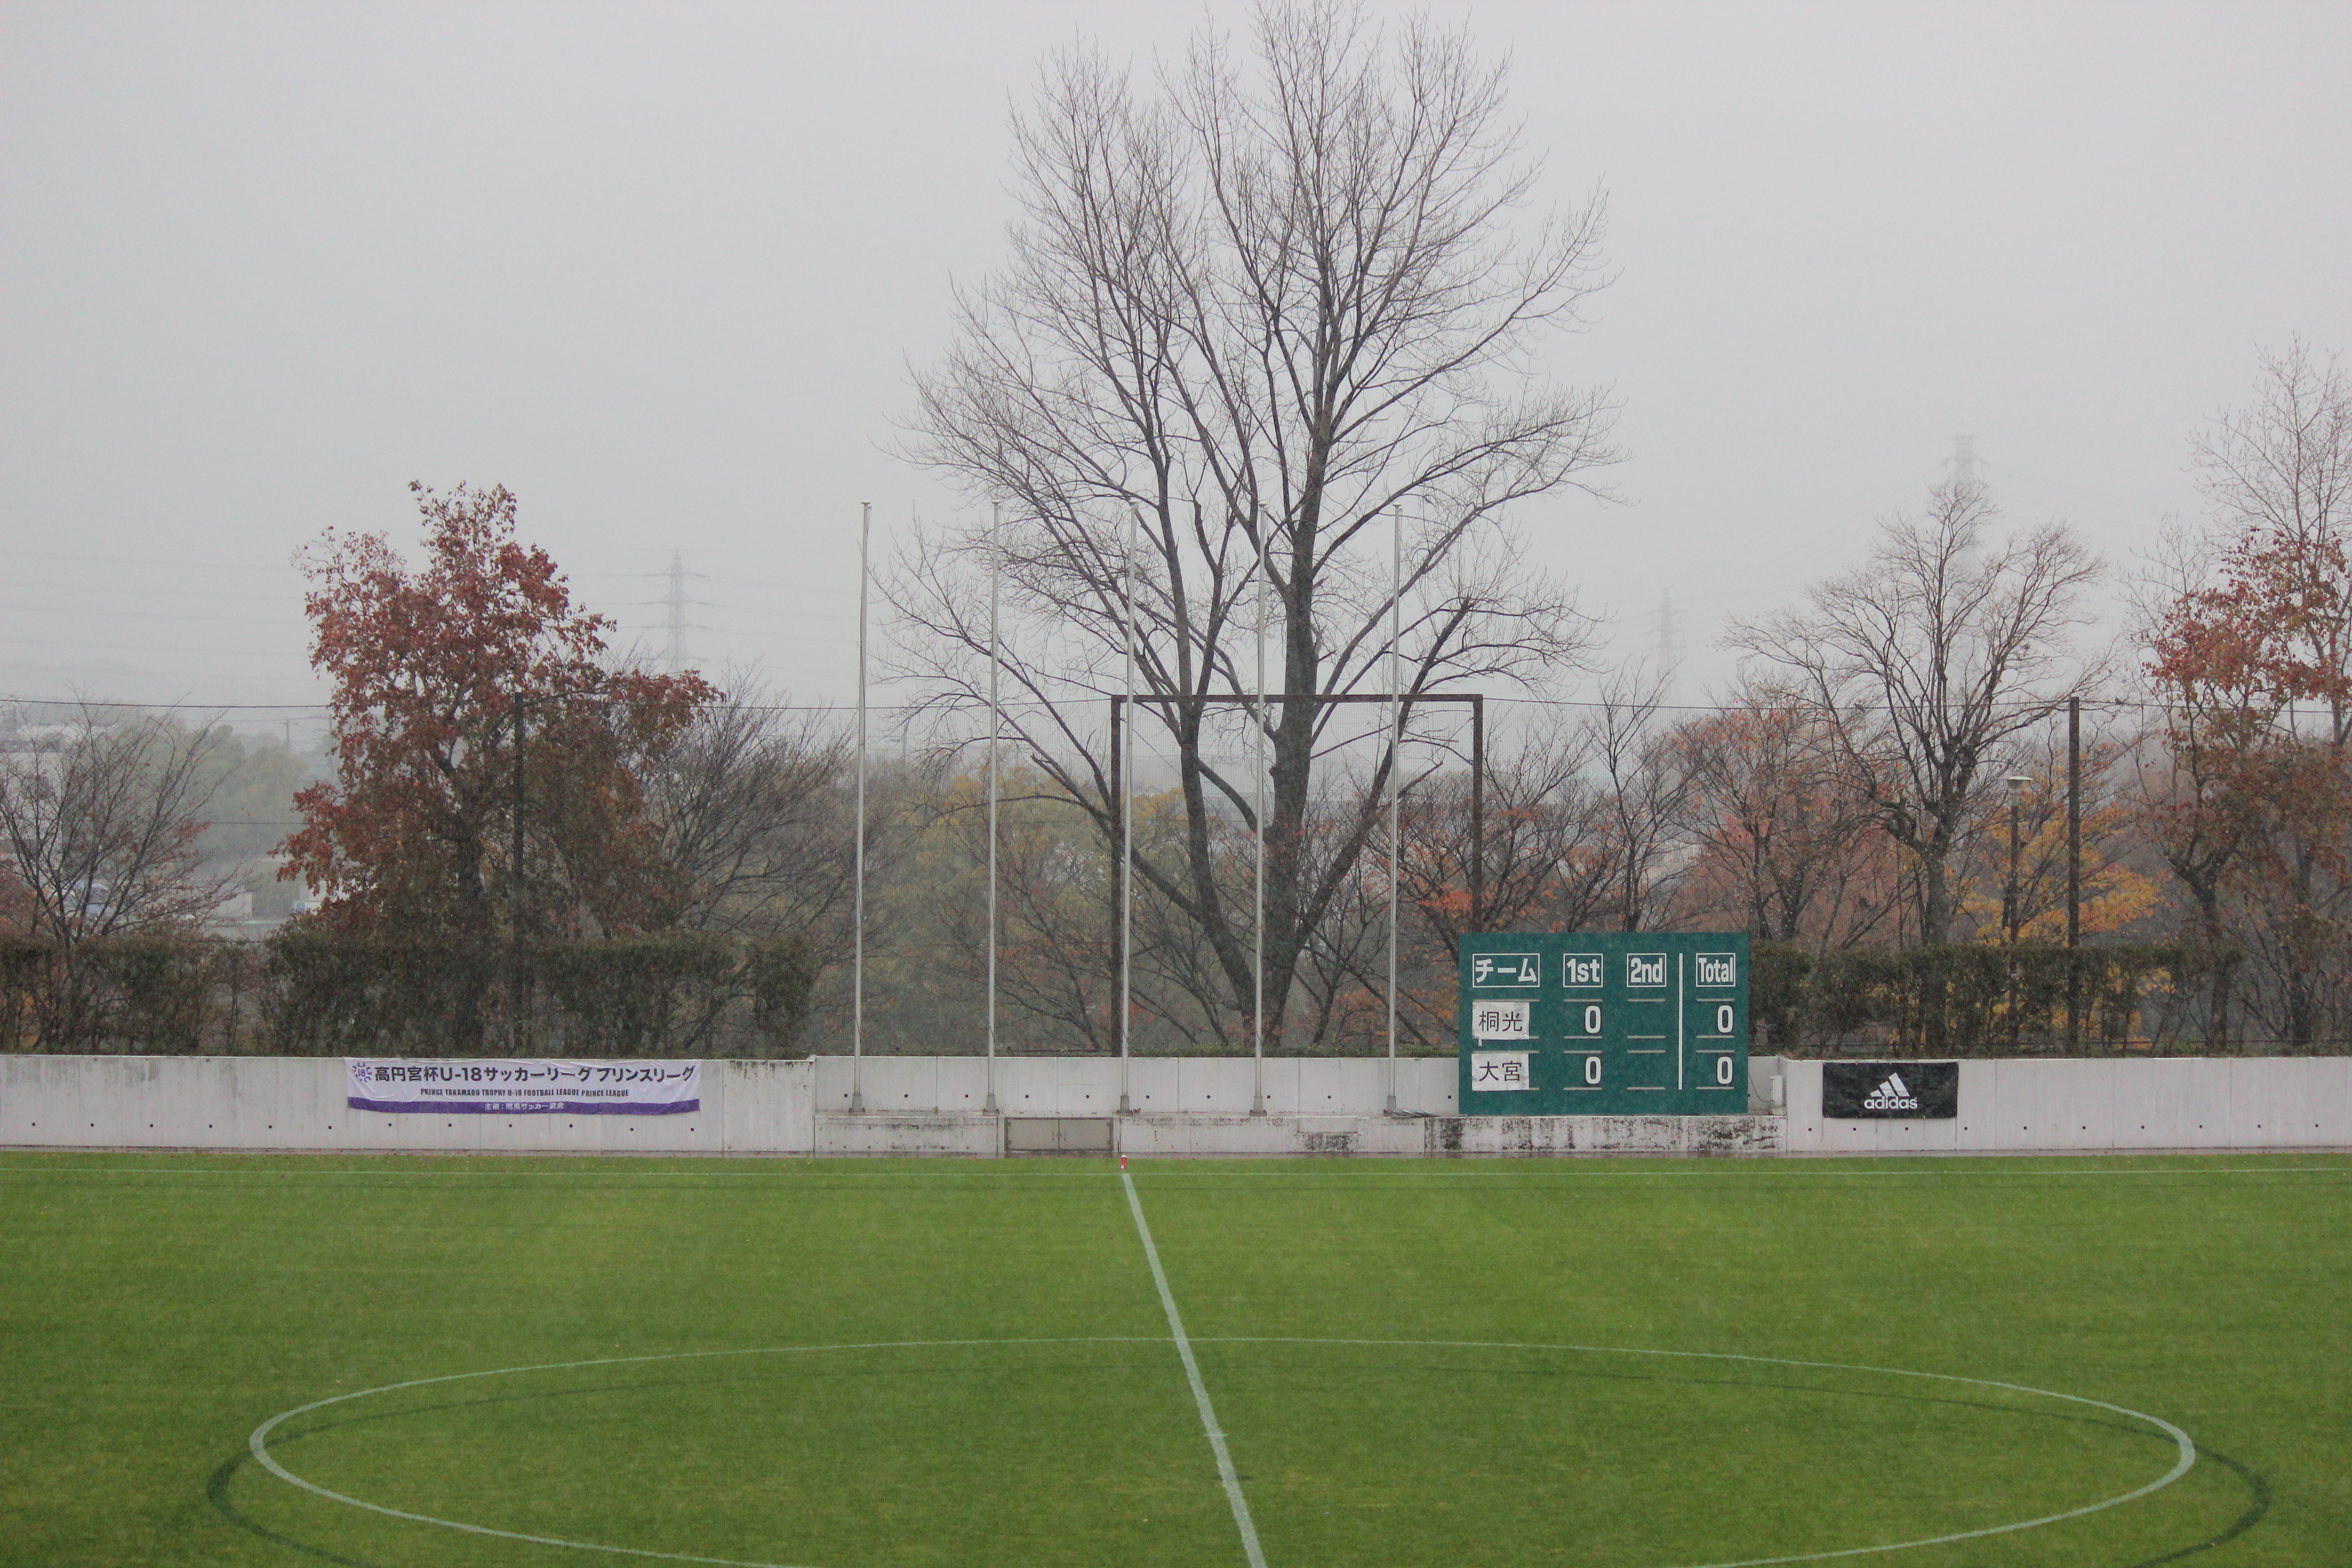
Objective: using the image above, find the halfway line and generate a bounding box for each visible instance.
[1122,1171,1268,1568]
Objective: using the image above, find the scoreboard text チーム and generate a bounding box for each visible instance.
[1456,932,1749,1115]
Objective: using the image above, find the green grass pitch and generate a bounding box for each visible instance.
[1,1152,2345,1567]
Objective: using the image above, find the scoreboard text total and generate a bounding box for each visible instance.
[1456,933,1749,1116]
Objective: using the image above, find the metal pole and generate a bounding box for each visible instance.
[850,501,869,1113]
[1119,508,1136,1115]
[509,696,525,1052]
[2067,695,2082,1051]
[2007,790,2020,946]
[1386,511,1401,1117]
[985,503,1001,1114]
[1470,694,1484,933]
[2006,774,2027,1053]
[1252,530,1267,1116]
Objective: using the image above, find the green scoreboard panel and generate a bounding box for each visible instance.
[1457,932,1749,1116]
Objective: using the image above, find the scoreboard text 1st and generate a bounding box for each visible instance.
[1456,932,1749,1116]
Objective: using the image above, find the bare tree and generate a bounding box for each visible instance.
[1585,667,1695,931]
[0,703,237,946]
[894,1,1614,1047]
[1731,483,2104,948]
[1402,723,1612,950]
[646,686,859,950]
[2193,339,2352,559]
[1673,680,1896,949]
[2130,341,2352,1045]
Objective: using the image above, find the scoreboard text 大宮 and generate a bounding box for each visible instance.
[1456,932,1749,1115]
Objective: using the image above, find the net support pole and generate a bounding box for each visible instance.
[850,500,870,1114]
[1386,510,1401,1117]
[1119,506,1136,1116]
[1251,531,1267,1117]
[985,502,1001,1114]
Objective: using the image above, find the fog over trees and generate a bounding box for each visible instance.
[4,5,2351,1054]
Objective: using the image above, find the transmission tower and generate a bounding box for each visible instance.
[662,551,687,672]
[1948,436,1981,490]
[1655,589,1679,699]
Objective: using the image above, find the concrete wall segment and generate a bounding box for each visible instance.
[5,1054,2347,1155]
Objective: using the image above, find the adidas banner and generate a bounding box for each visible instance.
[1822,1061,1958,1119]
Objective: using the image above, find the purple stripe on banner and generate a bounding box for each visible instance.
[346,1098,700,1116]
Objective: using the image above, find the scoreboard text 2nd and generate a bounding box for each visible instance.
[1456,932,1749,1116]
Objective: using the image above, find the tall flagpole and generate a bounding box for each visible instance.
[985,503,1001,1114]
[1251,529,1268,1117]
[1385,510,1401,1117]
[1119,507,1137,1116]
[851,500,870,1114]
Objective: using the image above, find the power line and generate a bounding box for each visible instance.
[0,602,304,628]
[0,546,302,575]
[0,687,2185,718]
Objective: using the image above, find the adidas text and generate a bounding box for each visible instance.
[1861,1071,1920,1112]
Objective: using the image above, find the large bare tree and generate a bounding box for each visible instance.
[895,1,1615,1044]
[1730,483,2104,948]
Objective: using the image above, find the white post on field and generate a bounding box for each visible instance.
[985,502,1002,1115]
[1251,530,1268,1117]
[851,500,871,1114]
[1119,507,1137,1116]
[1385,510,1401,1117]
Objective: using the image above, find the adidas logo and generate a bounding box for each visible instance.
[1862,1071,1921,1112]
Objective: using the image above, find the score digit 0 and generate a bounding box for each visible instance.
[1715,1003,1734,1035]
[1582,1003,1602,1035]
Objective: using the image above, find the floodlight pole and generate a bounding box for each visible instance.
[985,503,1001,1115]
[850,501,870,1114]
[1385,511,1402,1117]
[1119,507,1136,1116]
[1251,531,1268,1117]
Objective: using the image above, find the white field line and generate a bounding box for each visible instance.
[10,1161,2349,1179]
[247,1338,1165,1568]
[1197,1337,2199,1568]
[1122,1171,1269,1568]
[246,1333,2201,1568]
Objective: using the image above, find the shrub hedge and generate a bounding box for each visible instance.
[1752,940,2197,1056]
[0,930,2258,1058]
[0,930,818,1057]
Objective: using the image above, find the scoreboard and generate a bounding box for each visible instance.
[1457,932,1749,1116]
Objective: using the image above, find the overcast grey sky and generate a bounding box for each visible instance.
[4,1,2347,721]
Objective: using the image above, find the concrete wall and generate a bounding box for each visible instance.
[1783,1056,2352,1152]
[0,1055,816,1155]
[811,1054,1460,1116]
[6,1054,2346,1156]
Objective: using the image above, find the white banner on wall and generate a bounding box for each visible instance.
[346,1059,701,1116]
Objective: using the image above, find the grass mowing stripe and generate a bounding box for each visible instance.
[1122,1171,1268,1568]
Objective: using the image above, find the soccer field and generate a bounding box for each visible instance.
[1,1154,2344,1567]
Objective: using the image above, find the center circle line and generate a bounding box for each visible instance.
[248,1336,2197,1568]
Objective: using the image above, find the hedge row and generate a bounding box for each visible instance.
[1750,941,2198,1056]
[0,931,818,1057]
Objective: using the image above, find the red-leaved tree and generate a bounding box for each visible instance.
[283,484,716,959]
